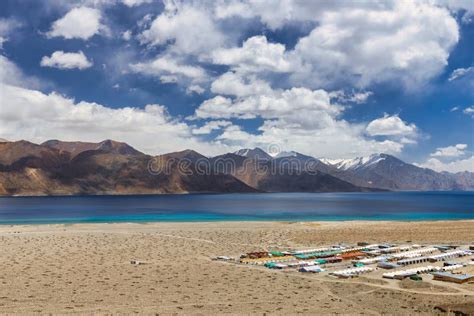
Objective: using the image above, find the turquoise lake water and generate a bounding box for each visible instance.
[0,192,473,224]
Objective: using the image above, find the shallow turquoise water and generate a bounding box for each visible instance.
[0,192,472,224]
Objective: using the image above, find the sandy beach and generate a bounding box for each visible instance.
[1,220,473,315]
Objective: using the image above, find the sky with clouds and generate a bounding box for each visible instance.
[0,0,473,172]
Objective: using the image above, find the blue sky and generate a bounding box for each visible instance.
[0,0,473,172]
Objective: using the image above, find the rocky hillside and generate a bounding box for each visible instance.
[0,140,257,196]
[0,141,472,196]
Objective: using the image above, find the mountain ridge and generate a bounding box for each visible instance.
[0,140,472,196]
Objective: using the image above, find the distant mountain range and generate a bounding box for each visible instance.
[0,139,472,196]
[321,153,474,191]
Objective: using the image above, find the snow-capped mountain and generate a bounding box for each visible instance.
[274,151,299,158]
[321,154,387,171]
[233,148,272,160]
[1,139,473,196]
[323,153,468,190]
[230,150,474,191]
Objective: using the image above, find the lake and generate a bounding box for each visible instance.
[0,192,473,224]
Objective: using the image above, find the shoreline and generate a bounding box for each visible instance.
[1,190,473,198]
[1,217,474,227]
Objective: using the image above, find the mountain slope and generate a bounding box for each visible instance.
[210,153,368,193]
[0,141,256,195]
[151,150,258,193]
[325,153,470,191]
[234,148,272,160]
[0,140,70,170]
[322,154,387,171]
[1,141,472,195]
[42,139,143,158]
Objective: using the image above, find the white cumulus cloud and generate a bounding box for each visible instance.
[212,36,292,73]
[193,86,414,158]
[122,0,152,7]
[463,106,474,117]
[47,7,104,40]
[186,84,205,95]
[0,55,232,156]
[192,120,231,135]
[122,30,132,41]
[130,55,207,84]
[416,143,472,172]
[0,55,42,88]
[139,2,226,56]
[0,83,236,155]
[366,115,418,137]
[40,51,93,70]
[430,144,468,157]
[448,66,474,81]
[210,72,273,97]
[417,156,474,173]
[329,90,373,104]
[290,1,459,89]
[0,18,22,49]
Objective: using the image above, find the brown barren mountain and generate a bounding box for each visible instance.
[42,139,143,158]
[210,153,365,192]
[0,140,257,196]
[0,140,472,196]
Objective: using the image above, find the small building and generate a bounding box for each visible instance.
[409,275,423,281]
[378,261,399,269]
[354,255,390,265]
[266,262,287,269]
[380,246,402,254]
[291,247,330,255]
[441,264,464,272]
[391,247,437,259]
[295,250,341,260]
[428,250,471,262]
[324,256,343,263]
[383,265,437,279]
[264,262,276,268]
[299,265,324,273]
[240,255,295,265]
[432,272,474,284]
[340,251,367,260]
[286,260,315,269]
[397,256,431,266]
[331,267,374,278]
[363,249,382,256]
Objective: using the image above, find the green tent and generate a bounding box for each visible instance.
[409,275,422,281]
